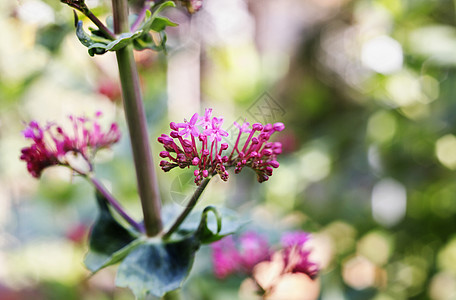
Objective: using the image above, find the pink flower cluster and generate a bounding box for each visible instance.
[157,108,284,185]
[20,112,121,178]
[211,231,319,280]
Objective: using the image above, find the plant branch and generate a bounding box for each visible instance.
[131,0,153,32]
[86,11,116,39]
[88,175,144,233]
[62,0,116,39]
[163,178,211,240]
[112,0,163,236]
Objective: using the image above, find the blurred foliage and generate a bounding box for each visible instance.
[2,0,456,299]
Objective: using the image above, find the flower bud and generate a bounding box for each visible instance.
[273,122,285,131]
[170,122,178,131]
[192,157,200,165]
[252,123,263,131]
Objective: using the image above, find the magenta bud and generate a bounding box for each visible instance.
[170,122,178,131]
[250,151,258,157]
[159,151,169,158]
[202,170,209,177]
[170,131,179,138]
[182,139,192,147]
[194,169,200,176]
[265,166,273,176]
[241,159,247,164]
[262,149,273,156]
[269,160,280,168]
[202,149,209,156]
[258,174,269,182]
[192,157,200,165]
[263,124,273,132]
[238,152,245,159]
[221,143,229,150]
[252,123,263,131]
[160,160,168,166]
[222,156,229,162]
[273,122,285,131]
[273,148,282,154]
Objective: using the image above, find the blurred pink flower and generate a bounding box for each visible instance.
[238,231,270,272]
[281,231,319,279]
[211,231,270,279]
[20,112,120,178]
[211,235,240,279]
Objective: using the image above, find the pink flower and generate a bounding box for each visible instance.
[211,235,240,279]
[204,117,228,143]
[234,120,251,133]
[238,232,270,272]
[20,112,120,178]
[198,108,213,129]
[177,113,200,138]
[281,231,319,279]
[211,231,319,282]
[211,231,270,278]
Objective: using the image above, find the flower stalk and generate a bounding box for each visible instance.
[112,0,163,236]
[163,177,211,240]
[88,175,144,233]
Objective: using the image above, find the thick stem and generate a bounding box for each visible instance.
[163,178,211,240]
[112,0,163,236]
[88,175,144,233]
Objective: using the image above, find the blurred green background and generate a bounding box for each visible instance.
[2,0,456,299]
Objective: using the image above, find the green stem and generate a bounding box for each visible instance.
[112,0,163,236]
[163,178,211,240]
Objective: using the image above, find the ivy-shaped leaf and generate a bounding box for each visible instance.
[116,236,200,298]
[140,1,176,33]
[179,206,243,244]
[84,193,140,273]
[150,16,178,32]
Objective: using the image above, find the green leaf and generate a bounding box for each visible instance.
[75,21,107,56]
[75,20,95,47]
[179,206,243,244]
[150,16,178,32]
[133,31,168,52]
[140,1,176,33]
[87,43,108,56]
[105,31,143,51]
[84,193,139,273]
[116,236,200,298]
